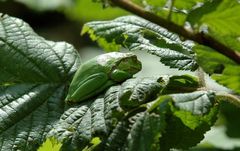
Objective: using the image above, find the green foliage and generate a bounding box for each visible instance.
[171,91,216,115]
[38,138,62,151]
[220,102,240,138]
[136,0,208,25]
[131,0,240,93]
[187,0,240,52]
[0,13,80,150]
[161,74,199,94]
[118,77,163,110]
[48,98,109,150]
[48,77,163,150]
[1,0,240,149]
[187,0,240,36]
[124,112,165,151]
[194,45,235,74]
[81,0,240,94]
[82,16,198,71]
[194,45,240,94]
[189,0,240,94]
[212,65,240,94]
[152,91,219,150]
[47,75,219,150]
[65,0,129,21]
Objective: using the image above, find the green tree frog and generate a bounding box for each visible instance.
[65,52,142,103]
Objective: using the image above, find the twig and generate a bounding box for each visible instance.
[167,0,175,21]
[111,0,240,64]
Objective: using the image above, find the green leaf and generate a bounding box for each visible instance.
[82,15,198,71]
[65,0,129,22]
[0,14,80,150]
[212,65,240,94]
[138,0,208,25]
[48,77,162,150]
[151,91,219,150]
[220,102,240,138]
[104,112,165,151]
[49,98,110,151]
[48,75,220,150]
[174,0,208,10]
[126,112,165,151]
[192,101,240,150]
[161,74,200,94]
[104,121,129,151]
[144,0,166,8]
[119,77,164,110]
[194,45,236,74]
[0,15,80,83]
[38,138,62,151]
[144,0,208,11]
[171,91,216,116]
[188,0,240,36]
[194,45,240,93]
[187,0,240,52]
[160,105,218,150]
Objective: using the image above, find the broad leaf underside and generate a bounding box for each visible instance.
[0,14,80,151]
[49,76,219,150]
[82,15,198,71]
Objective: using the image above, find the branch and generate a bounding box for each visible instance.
[111,0,240,64]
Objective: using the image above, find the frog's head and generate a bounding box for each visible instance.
[97,52,142,82]
[114,52,142,74]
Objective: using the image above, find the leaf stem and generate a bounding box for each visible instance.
[110,0,240,64]
[167,0,175,21]
[196,67,206,88]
